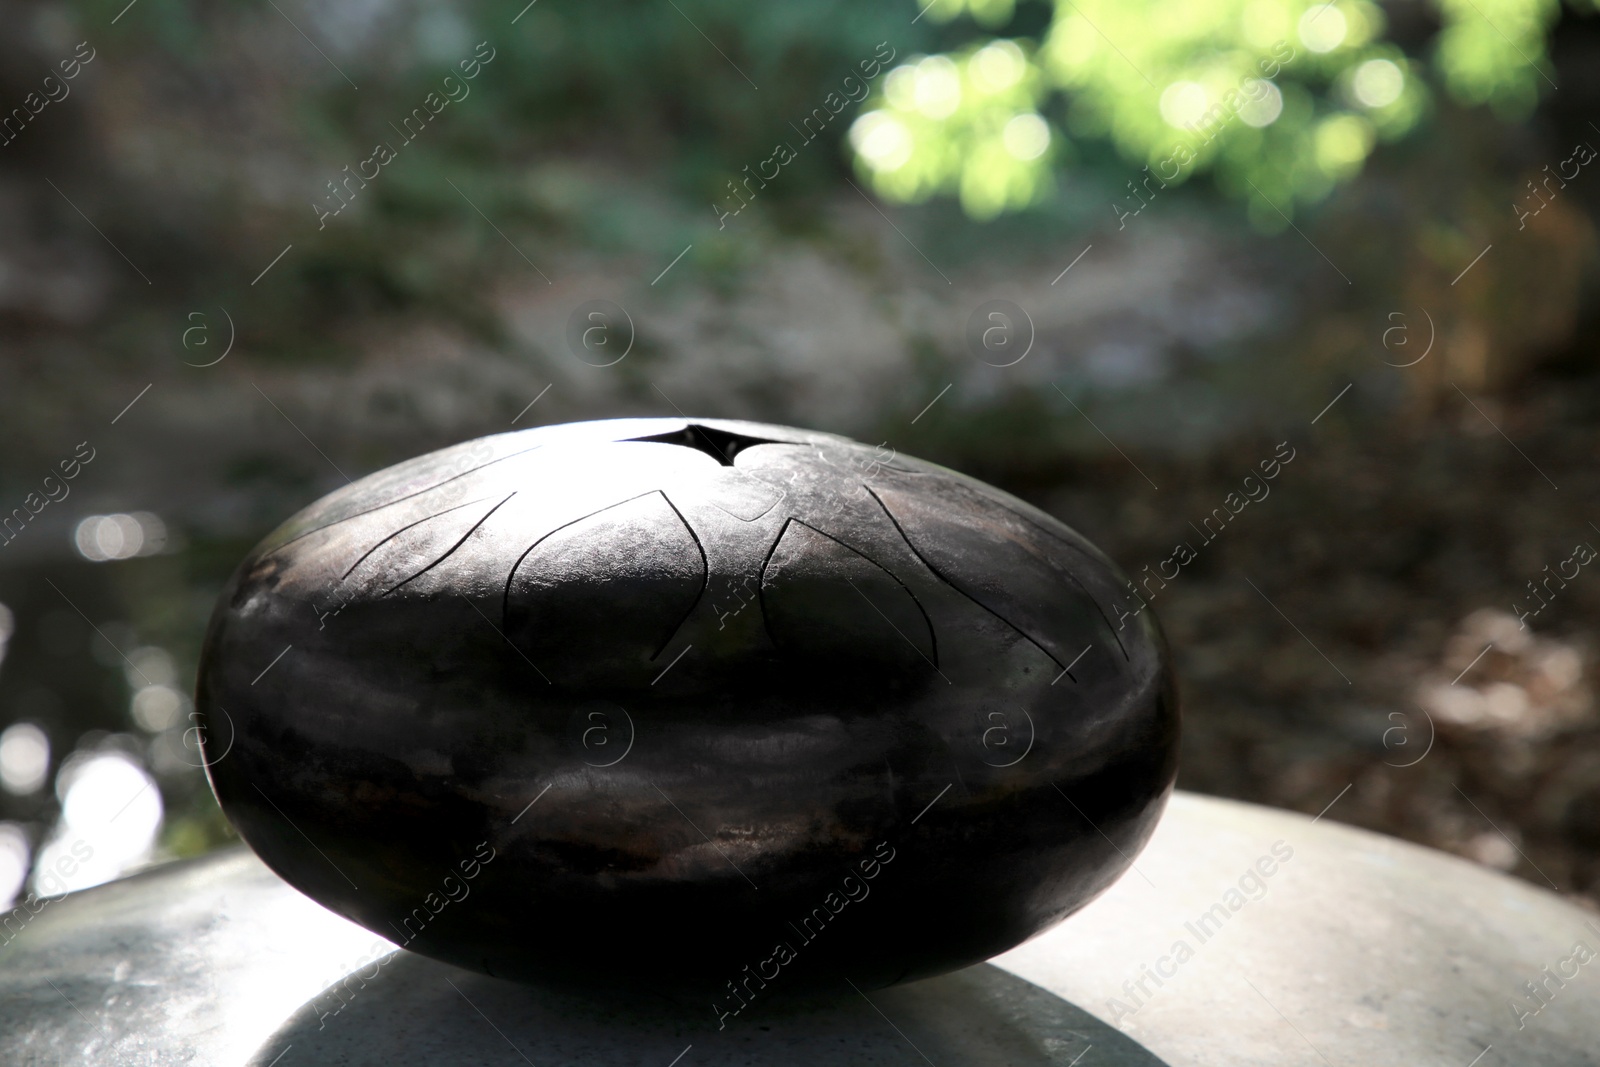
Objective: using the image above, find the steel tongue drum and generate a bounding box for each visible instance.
[196,418,1177,1003]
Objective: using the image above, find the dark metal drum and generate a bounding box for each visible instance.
[196,418,1177,1003]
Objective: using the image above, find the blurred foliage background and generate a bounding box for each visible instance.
[2,0,1600,912]
[852,0,1582,220]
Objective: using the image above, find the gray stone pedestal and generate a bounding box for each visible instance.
[2,792,1596,1065]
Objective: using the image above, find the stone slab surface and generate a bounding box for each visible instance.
[1,792,1596,1066]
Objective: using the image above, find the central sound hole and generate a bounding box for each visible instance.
[626,425,780,466]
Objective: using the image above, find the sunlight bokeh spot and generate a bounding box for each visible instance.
[1160,81,1211,130]
[1003,113,1051,160]
[1352,58,1404,108]
[1239,80,1285,127]
[0,723,49,796]
[1299,6,1348,53]
[913,56,963,119]
[850,112,914,172]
